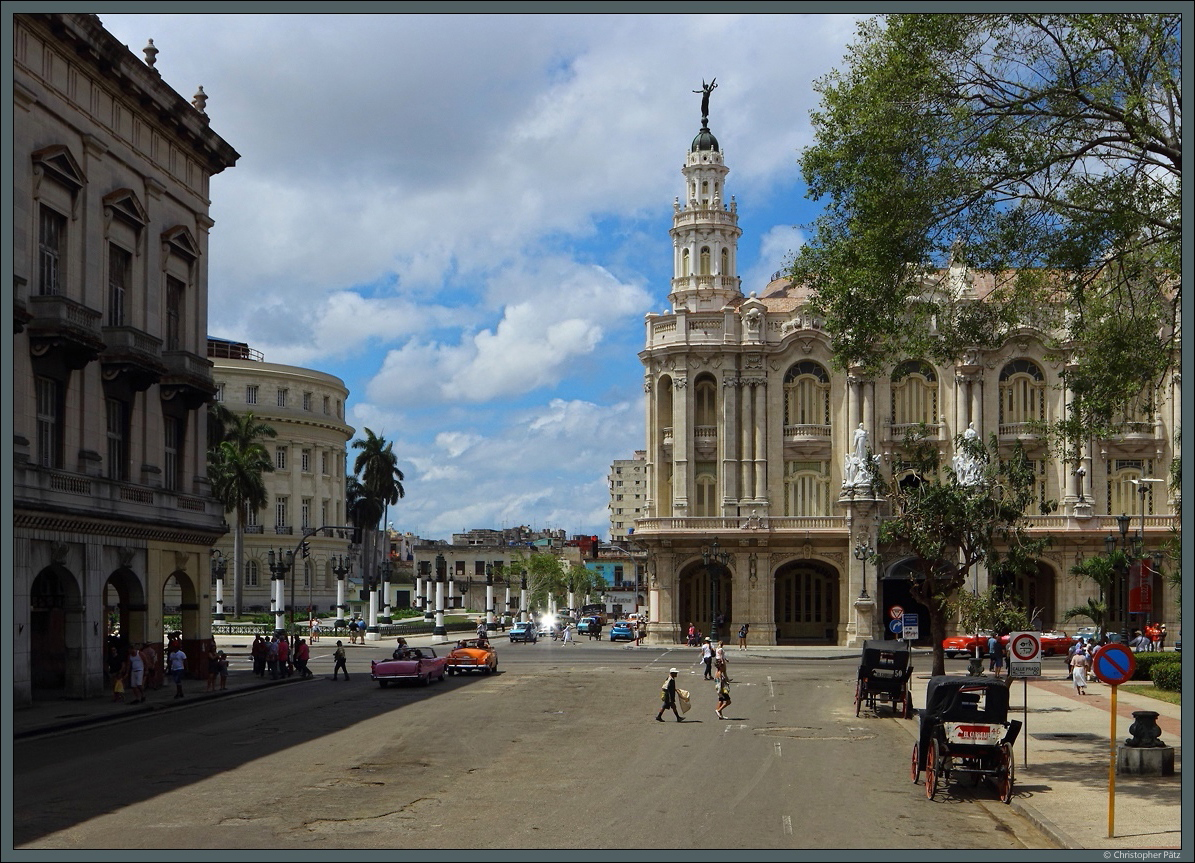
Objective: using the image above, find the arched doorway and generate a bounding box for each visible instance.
[879,557,932,645]
[30,565,83,696]
[103,567,146,651]
[998,561,1057,631]
[163,569,203,679]
[677,560,733,642]
[774,559,839,643]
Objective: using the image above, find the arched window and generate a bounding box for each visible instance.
[891,360,938,429]
[783,361,831,431]
[694,462,717,517]
[999,359,1046,432]
[681,248,690,277]
[784,461,830,516]
[720,248,729,276]
[699,247,711,276]
[246,559,259,588]
[1107,460,1156,517]
[694,376,717,427]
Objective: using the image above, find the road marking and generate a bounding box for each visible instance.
[774,741,782,758]
[782,815,792,835]
[767,676,776,698]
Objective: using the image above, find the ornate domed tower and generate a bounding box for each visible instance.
[668,81,742,312]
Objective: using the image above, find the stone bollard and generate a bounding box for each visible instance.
[1117,710,1175,776]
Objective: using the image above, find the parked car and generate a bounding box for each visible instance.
[609,621,636,642]
[447,638,499,675]
[509,622,538,644]
[370,647,447,687]
[942,632,993,659]
[1033,632,1077,656]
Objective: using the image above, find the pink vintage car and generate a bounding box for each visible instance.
[370,646,448,687]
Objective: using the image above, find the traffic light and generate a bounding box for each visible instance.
[301,540,311,558]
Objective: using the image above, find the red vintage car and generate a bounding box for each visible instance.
[943,631,1077,658]
[370,646,447,687]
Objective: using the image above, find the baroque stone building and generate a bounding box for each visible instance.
[208,338,354,617]
[12,14,239,704]
[632,105,1180,647]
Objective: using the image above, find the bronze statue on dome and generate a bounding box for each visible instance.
[694,78,717,123]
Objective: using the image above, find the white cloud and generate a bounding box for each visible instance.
[742,225,808,294]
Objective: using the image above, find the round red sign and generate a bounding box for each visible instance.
[1010,633,1040,661]
[1092,643,1136,686]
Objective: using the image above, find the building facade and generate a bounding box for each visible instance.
[609,450,647,543]
[208,338,354,618]
[633,107,1180,646]
[12,14,239,705]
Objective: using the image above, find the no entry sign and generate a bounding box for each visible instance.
[1092,643,1136,686]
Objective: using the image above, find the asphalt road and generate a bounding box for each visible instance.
[12,641,1055,850]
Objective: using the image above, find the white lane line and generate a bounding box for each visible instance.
[782,815,793,835]
[774,741,782,758]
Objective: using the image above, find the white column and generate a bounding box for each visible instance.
[213,571,225,621]
[335,575,347,626]
[366,585,380,641]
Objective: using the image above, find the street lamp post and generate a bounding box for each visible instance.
[433,553,447,637]
[485,564,496,631]
[267,548,294,638]
[701,538,731,644]
[853,541,873,600]
[520,570,529,623]
[1105,513,1133,644]
[211,551,227,622]
[331,554,350,627]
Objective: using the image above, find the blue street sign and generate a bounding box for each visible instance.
[888,619,903,634]
[1092,643,1136,686]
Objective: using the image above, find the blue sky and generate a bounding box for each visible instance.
[98,12,864,541]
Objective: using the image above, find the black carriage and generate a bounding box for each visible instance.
[854,639,914,718]
[910,676,1022,803]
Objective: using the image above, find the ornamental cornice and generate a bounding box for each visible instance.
[14,510,225,546]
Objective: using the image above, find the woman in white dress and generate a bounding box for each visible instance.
[1069,645,1089,695]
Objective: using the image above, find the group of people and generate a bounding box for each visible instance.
[106,638,189,703]
[687,621,751,651]
[251,633,314,680]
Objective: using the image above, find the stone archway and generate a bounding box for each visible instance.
[878,557,933,645]
[30,564,83,696]
[162,569,199,641]
[1000,561,1058,631]
[677,560,733,642]
[774,559,840,644]
[103,566,146,650]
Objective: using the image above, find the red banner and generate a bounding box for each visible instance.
[1129,559,1153,614]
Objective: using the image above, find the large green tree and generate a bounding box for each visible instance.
[791,13,1180,441]
[208,411,276,617]
[874,431,1051,676]
[350,428,406,591]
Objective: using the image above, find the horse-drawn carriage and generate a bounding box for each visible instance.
[854,639,914,718]
[911,676,1022,802]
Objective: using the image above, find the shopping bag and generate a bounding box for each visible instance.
[677,689,691,714]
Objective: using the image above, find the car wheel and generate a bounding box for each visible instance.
[447,667,456,676]
[378,680,389,688]
[421,672,430,686]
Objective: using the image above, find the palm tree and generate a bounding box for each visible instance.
[208,412,276,617]
[350,428,406,590]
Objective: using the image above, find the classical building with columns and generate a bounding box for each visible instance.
[207,338,354,618]
[12,14,238,705]
[632,106,1180,647]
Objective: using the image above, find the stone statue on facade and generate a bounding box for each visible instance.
[952,422,983,486]
[843,423,874,490]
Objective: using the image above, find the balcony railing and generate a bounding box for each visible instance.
[784,424,832,439]
[634,516,846,532]
[245,525,264,534]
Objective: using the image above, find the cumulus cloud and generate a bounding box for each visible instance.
[742,225,808,294]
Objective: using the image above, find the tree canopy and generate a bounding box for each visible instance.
[873,430,1051,676]
[791,13,1180,439]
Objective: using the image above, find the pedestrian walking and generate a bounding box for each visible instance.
[277,635,291,677]
[1130,630,1151,652]
[267,637,280,679]
[295,639,312,679]
[737,622,749,651]
[216,650,229,690]
[251,635,266,677]
[477,621,487,641]
[168,643,187,699]
[1159,624,1168,651]
[205,640,220,691]
[988,635,1005,677]
[635,619,645,647]
[108,646,126,702]
[1070,645,1089,695]
[562,623,575,644]
[714,641,730,682]
[687,622,697,647]
[699,638,715,680]
[127,644,145,704]
[332,640,349,680]
[348,618,359,644]
[716,676,732,719]
[656,668,683,722]
[141,642,159,690]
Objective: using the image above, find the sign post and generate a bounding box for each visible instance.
[1008,632,1041,766]
[1091,642,1137,839]
[901,612,919,642]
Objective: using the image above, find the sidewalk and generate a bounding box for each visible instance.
[12,641,1183,851]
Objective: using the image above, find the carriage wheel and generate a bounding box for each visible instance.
[855,679,864,717]
[910,743,920,783]
[925,740,940,799]
[996,743,1015,803]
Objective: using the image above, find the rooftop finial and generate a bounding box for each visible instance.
[143,39,158,68]
[192,85,207,114]
[693,78,717,126]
